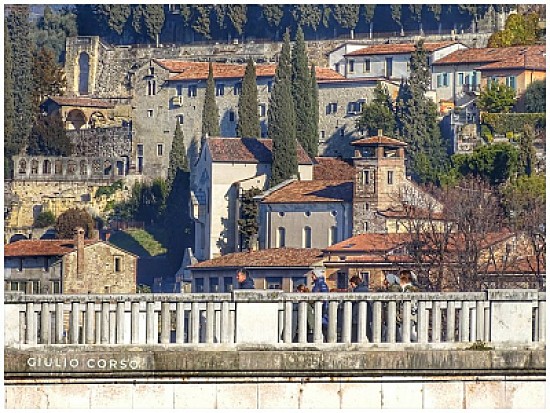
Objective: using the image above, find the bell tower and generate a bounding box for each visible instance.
[351,130,407,235]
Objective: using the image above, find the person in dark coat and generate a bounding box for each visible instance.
[350,275,372,342]
[310,269,329,340]
[236,268,255,289]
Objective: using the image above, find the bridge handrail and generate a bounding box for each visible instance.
[4,290,545,347]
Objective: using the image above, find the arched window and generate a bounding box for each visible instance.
[67,160,77,175]
[329,226,338,245]
[66,109,86,131]
[42,160,52,174]
[18,159,27,174]
[147,79,157,96]
[277,227,286,248]
[31,159,39,174]
[54,160,63,174]
[364,222,369,232]
[303,226,312,248]
[78,52,90,95]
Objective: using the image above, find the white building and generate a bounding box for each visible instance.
[191,137,313,261]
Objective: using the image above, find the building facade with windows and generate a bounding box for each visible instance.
[189,248,324,293]
[4,229,137,294]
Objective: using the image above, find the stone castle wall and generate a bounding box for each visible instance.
[68,126,133,159]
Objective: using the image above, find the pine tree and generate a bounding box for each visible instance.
[291,26,315,158]
[6,5,34,156]
[395,40,448,183]
[310,64,319,156]
[201,62,220,137]
[167,122,189,189]
[269,29,297,187]
[237,58,261,138]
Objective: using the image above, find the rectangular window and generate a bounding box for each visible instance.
[348,59,355,73]
[147,109,154,118]
[303,227,312,248]
[360,272,370,286]
[506,76,516,90]
[362,170,370,185]
[52,281,61,294]
[147,80,156,96]
[188,85,197,97]
[385,57,393,78]
[329,226,338,245]
[216,83,225,96]
[195,278,204,293]
[387,170,394,185]
[292,277,307,291]
[364,59,371,73]
[436,74,442,88]
[277,227,286,248]
[266,277,282,290]
[157,144,163,156]
[229,110,236,122]
[137,144,144,156]
[442,73,449,87]
[176,114,184,125]
[114,256,122,272]
[320,130,326,141]
[326,102,337,114]
[458,72,464,85]
[267,81,273,92]
[233,82,242,95]
[223,276,233,292]
[209,277,219,292]
[176,85,183,96]
[337,272,348,290]
[334,63,340,73]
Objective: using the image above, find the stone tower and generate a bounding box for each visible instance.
[64,36,102,96]
[351,130,407,235]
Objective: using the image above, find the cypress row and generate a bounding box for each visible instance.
[201,61,220,137]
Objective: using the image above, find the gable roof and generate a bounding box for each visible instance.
[4,239,100,257]
[345,41,461,57]
[45,97,115,108]
[206,137,313,165]
[4,239,138,258]
[261,180,353,204]
[191,248,323,269]
[432,45,546,71]
[313,157,357,180]
[155,60,344,81]
[351,135,407,147]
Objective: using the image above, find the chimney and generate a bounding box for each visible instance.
[75,227,85,279]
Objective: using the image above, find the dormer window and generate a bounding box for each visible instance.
[149,67,155,76]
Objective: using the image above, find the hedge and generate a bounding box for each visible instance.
[481,112,545,135]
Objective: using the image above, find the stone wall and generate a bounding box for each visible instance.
[68,126,133,159]
[3,347,545,409]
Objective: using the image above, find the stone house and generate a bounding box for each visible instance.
[254,132,443,252]
[191,137,313,261]
[4,229,137,294]
[189,247,324,293]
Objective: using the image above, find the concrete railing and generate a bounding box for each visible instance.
[4,290,545,347]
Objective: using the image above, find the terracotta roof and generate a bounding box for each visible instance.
[4,239,99,257]
[326,233,413,254]
[313,157,357,180]
[476,47,546,71]
[47,97,115,108]
[485,256,545,274]
[342,254,414,264]
[432,45,546,70]
[206,137,312,165]
[191,248,323,269]
[345,41,460,57]
[262,180,353,204]
[158,60,344,81]
[351,135,407,147]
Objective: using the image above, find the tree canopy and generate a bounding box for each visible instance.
[523,80,546,113]
[201,62,220,137]
[236,58,261,138]
[478,82,517,113]
[55,208,95,239]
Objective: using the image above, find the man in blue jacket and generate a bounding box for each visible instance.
[310,269,329,340]
[236,268,255,289]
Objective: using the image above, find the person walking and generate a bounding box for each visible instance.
[236,268,255,289]
[294,284,314,342]
[310,269,329,340]
[349,275,372,342]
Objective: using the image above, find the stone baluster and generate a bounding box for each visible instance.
[417,301,428,343]
[40,302,50,345]
[313,301,323,343]
[85,302,95,344]
[55,302,64,344]
[297,301,307,343]
[387,301,397,343]
[460,302,470,342]
[341,301,352,343]
[101,302,110,344]
[190,302,200,343]
[357,301,368,343]
[25,302,36,345]
[131,302,140,344]
[94,311,101,344]
[432,301,442,343]
[146,302,155,344]
[160,302,171,344]
[220,301,230,344]
[205,302,215,344]
[537,299,546,343]
[70,302,80,344]
[327,301,338,343]
[402,301,412,343]
[175,302,185,344]
[446,301,456,342]
[469,303,477,342]
[283,301,292,343]
[372,301,382,343]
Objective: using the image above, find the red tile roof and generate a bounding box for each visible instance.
[432,45,546,71]
[4,239,99,257]
[157,60,344,81]
[313,157,357,180]
[206,137,312,165]
[47,97,115,108]
[345,41,461,57]
[191,248,324,269]
[326,233,413,254]
[262,180,353,204]
[485,256,545,274]
[351,135,407,147]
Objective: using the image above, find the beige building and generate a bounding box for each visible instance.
[191,137,313,261]
[4,229,137,294]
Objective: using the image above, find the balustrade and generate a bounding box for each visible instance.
[4,290,545,347]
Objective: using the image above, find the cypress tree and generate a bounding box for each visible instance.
[201,62,220,137]
[4,21,16,172]
[291,26,315,157]
[395,40,448,183]
[269,28,297,187]
[237,58,261,138]
[167,122,189,189]
[6,5,34,155]
[310,64,319,156]
[32,47,66,118]
[27,112,72,156]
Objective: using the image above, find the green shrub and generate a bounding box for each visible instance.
[34,211,56,228]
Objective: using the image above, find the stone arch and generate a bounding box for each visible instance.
[89,111,106,128]
[18,159,27,174]
[66,109,87,130]
[54,159,63,174]
[78,52,90,95]
[10,234,28,243]
[42,159,52,174]
[67,160,77,175]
